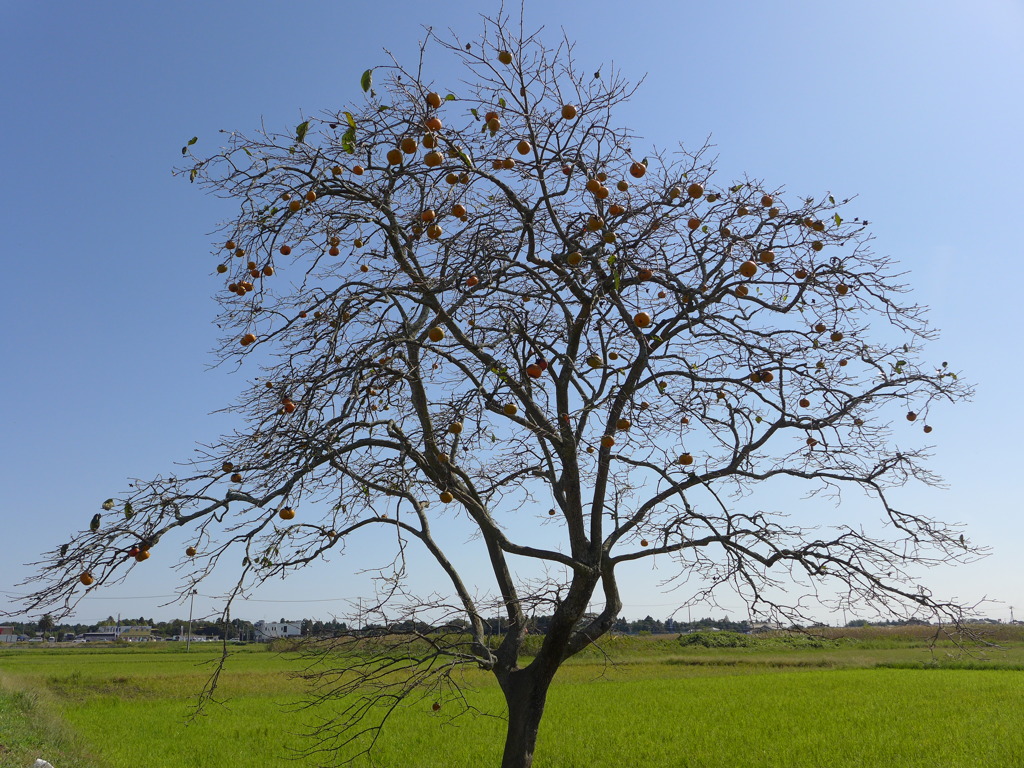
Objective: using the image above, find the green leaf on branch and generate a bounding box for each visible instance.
[341,127,356,154]
[188,136,198,146]
[344,111,357,130]
[445,94,456,101]
[124,501,135,519]
[189,168,198,183]
[470,108,479,119]
[456,149,474,168]
[295,121,310,144]
[833,213,843,226]
[361,69,373,93]
[498,97,506,108]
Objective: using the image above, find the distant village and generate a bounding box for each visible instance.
[2,612,1013,645]
[0,617,314,644]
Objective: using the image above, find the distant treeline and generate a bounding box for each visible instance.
[356,615,762,636]
[7,611,1011,640]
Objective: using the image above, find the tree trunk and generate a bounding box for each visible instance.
[499,667,553,768]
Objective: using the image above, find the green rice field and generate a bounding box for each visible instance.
[1,626,1022,767]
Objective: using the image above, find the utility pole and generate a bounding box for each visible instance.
[1011,606,1016,624]
[186,589,198,652]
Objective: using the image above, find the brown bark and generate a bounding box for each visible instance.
[499,666,554,768]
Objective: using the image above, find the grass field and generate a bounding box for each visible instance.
[1,627,1022,767]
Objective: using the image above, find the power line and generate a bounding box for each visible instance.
[1,590,354,604]
[1,591,176,601]
[1,588,725,609]
[228,597,351,603]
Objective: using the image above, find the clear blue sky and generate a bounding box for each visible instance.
[2,0,1022,627]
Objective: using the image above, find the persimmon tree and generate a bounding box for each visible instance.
[20,17,976,768]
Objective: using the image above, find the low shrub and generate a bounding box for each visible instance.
[677,631,843,649]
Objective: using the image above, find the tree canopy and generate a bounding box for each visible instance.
[18,16,976,768]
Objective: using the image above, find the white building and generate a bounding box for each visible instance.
[82,625,154,642]
[253,620,302,641]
